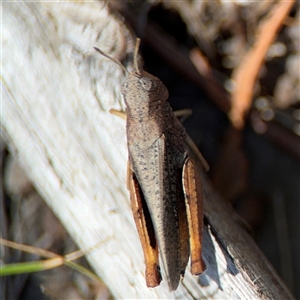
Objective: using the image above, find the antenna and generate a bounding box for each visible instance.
[94,47,128,74]
[133,38,141,75]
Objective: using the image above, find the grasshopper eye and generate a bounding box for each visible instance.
[139,77,157,91]
[121,82,128,95]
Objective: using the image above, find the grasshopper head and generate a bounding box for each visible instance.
[121,71,169,106]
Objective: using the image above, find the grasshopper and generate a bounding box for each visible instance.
[95,39,207,291]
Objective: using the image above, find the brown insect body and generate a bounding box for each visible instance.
[122,70,205,291]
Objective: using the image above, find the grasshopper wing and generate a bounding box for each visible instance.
[129,132,190,291]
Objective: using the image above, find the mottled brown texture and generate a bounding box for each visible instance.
[122,66,205,291]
